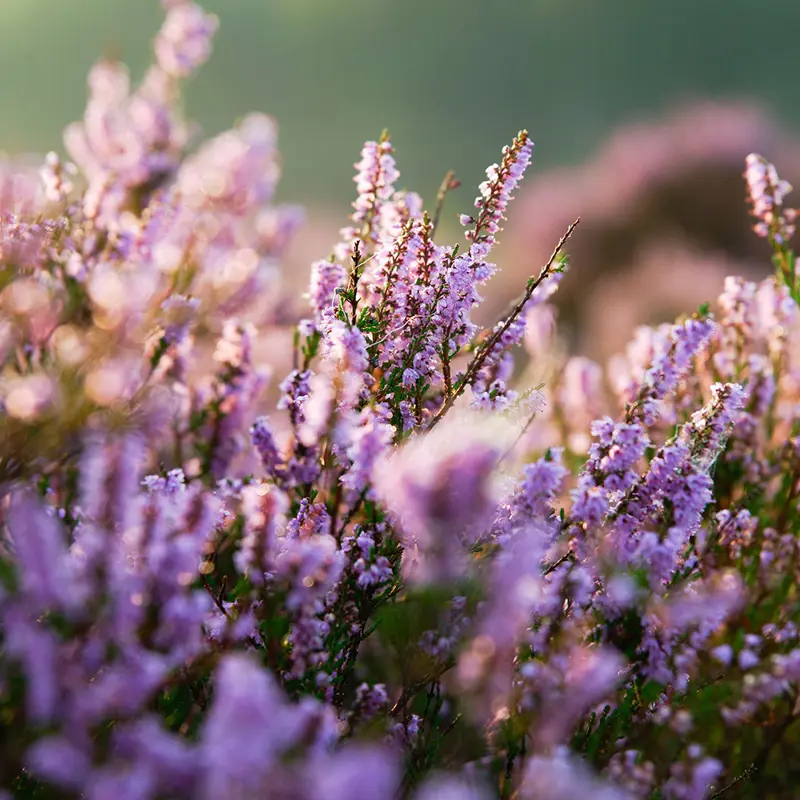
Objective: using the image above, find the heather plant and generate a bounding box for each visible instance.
[3,3,800,800]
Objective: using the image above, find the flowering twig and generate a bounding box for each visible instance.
[427,217,579,429]
[709,764,757,799]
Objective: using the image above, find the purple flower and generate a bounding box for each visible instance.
[415,775,490,800]
[250,415,282,476]
[26,736,92,791]
[235,483,288,585]
[199,655,293,795]
[305,746,400,800]
[374,415,507,583]
[6,491,85,615]
[629,315,716,425]
[340,408,396,496]
[3,608,61,724]
[200,654,340,797]
[309,258,347,324]
[492,448,567,544]
[519,747,632,800]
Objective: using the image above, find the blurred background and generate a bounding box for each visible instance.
[3,0,800,358]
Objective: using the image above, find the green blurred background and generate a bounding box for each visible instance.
[2,0,799,213]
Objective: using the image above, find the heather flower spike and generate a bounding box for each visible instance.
[744,153,798,301]
[463,129,534,251]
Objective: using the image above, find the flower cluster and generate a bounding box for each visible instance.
[2,4,800,799]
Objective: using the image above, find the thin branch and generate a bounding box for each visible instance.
[202,574,230,620]
[427,218,580,431]
[709,764,756,799]
[543,549,575,576]
[389,658,456,717]
[336,488,369,541]
[431,170,460,238]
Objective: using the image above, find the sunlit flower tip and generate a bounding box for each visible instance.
[40,151,75,202]
[155,3,219,78]
[466,130,534,250]
[744,153,796,243]
[349,138,399,239]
